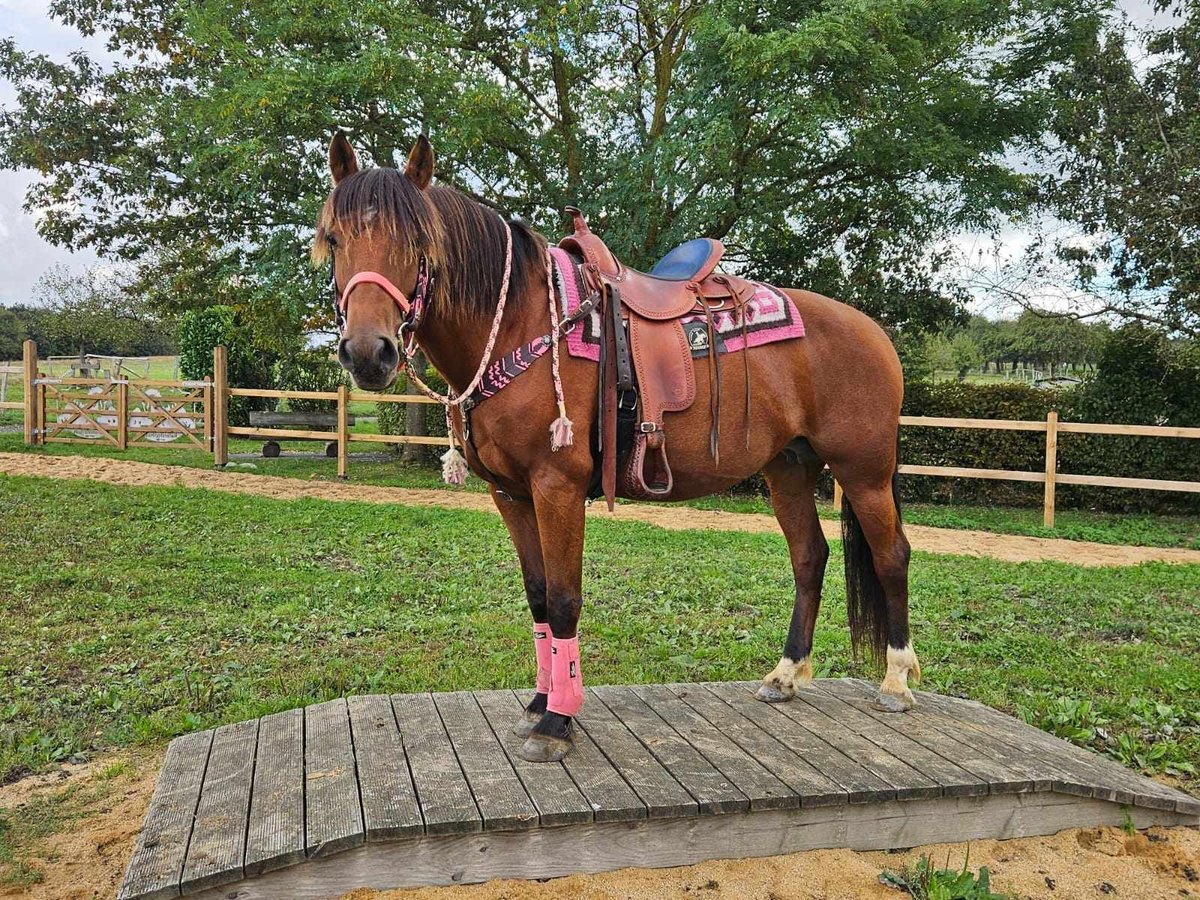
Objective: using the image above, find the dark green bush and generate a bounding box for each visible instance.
[177,306,274,425]
[274,349,346,412]
[377,368,449,461]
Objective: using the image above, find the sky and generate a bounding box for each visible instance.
[0,0,1167,311]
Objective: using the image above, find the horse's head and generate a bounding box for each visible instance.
[315,131,437,391]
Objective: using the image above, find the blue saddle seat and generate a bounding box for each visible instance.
[649,238,724,282]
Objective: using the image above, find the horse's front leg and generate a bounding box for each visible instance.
[492,490,550,738]
[518,479,587,763]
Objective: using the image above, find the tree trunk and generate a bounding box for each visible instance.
[402,349,429,464]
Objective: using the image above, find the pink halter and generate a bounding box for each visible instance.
[333,255,432,337]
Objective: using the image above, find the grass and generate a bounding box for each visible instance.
[1,473,1197,796]
[880,852,1007,899]
[3,431,1200,550]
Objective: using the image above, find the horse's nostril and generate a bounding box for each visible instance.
[378,337,399,371]
[336,339,353,369]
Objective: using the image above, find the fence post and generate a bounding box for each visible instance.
[1043,410,1058,528]
[203,375,213,452]
[337,384,350,479]
[832,478,843,509]
[213,345,229,466]
[22,339,38,445]
[117,380,129,450]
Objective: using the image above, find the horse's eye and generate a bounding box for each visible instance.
[327,234,339,249]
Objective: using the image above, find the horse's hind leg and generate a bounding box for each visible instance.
[837,470,920,712]
[756,454,829,703]
[493,490,550,737]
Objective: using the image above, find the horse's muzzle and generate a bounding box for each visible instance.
[337,335,400,391]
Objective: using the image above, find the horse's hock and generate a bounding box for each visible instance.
[119,679,1199,900]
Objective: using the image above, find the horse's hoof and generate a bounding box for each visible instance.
[872,690,914,713]
[755,682,793,703]
[519,733,573,762]
[512,710,541,738]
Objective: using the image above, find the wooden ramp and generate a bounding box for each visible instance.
[119,679,1200,900]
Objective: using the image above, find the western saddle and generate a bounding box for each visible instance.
[559,208,757,507]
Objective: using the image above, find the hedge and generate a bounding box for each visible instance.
[176,306,274,426]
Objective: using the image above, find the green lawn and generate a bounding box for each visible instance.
[3,431,1200,550]
[1,473,1197,800]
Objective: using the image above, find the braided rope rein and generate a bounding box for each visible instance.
[400,216,573,484]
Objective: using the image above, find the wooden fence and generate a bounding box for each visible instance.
[16,341,1200,527]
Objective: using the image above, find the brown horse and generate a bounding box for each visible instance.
[317,133,920,763]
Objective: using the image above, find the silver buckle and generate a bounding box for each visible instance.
[640,422,658,433]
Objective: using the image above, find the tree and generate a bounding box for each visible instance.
[1045,0,1200,336]
[30,266,175,357]
[0,0,1110,338]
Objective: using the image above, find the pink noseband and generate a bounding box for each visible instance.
[337,271,412,318]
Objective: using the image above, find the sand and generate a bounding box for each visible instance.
[3,453,1199,567]
[1,752,1196,900]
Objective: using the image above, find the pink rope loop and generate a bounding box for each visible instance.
[405,215,514,407]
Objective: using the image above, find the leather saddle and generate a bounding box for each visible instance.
[558,208,756,506]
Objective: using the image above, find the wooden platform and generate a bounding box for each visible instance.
[119,679,1200,899]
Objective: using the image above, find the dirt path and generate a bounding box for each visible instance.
[4,452,1200,567]
[2,753,1197,900]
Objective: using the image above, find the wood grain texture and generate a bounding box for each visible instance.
[347,695,422,840]
[391,692,481,836]
[514,689,648,823]
[432,691,539,831]
[473,690,593,827]
[305,698,364,858]
[245,708,305,877]
[119,729,213,900]
[634,684,795,811]
[180,719,258,893]
[120,680,1200,900]
[706,682,895,803]
[575,687,696,819]
[183,792,1197,899]
[593,685,747,815]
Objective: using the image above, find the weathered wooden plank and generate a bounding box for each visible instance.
[821,680,1040,794]
[119,729,213,900]
[675,683,846,807]
[634,684,796,811]
[391,693,481,835]
[473,690,593,826]
[183,792,1197,899]
[347,695,423,841]
[514,689,647,823]
[768,686,941,800]
[840,679,1107,802]
[592,685,747,815]
[180,719,259,893]
[245,708,305,877]
[921,688,1197,813]
[305,698,364,857]
[847,679,1194,813]
[575,687,696,819]
[804,681,996,797]
[706,682,895,803]
[432,691,539,831]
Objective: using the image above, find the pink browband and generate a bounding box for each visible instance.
[337,271,412,318]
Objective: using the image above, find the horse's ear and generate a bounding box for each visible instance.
[405,135,434,190]
[329,131,358,185]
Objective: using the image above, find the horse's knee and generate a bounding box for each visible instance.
[524,575,548,622]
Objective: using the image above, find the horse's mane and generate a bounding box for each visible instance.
[313,167,545,320]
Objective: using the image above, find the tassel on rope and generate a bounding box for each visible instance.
[550,400,574,451]
[546,252,574,451]
[441,445,469,485]
[441,406,469,485]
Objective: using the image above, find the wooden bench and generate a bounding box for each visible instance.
[247,410,356,458]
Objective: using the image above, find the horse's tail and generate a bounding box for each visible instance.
[841,465,901,666]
